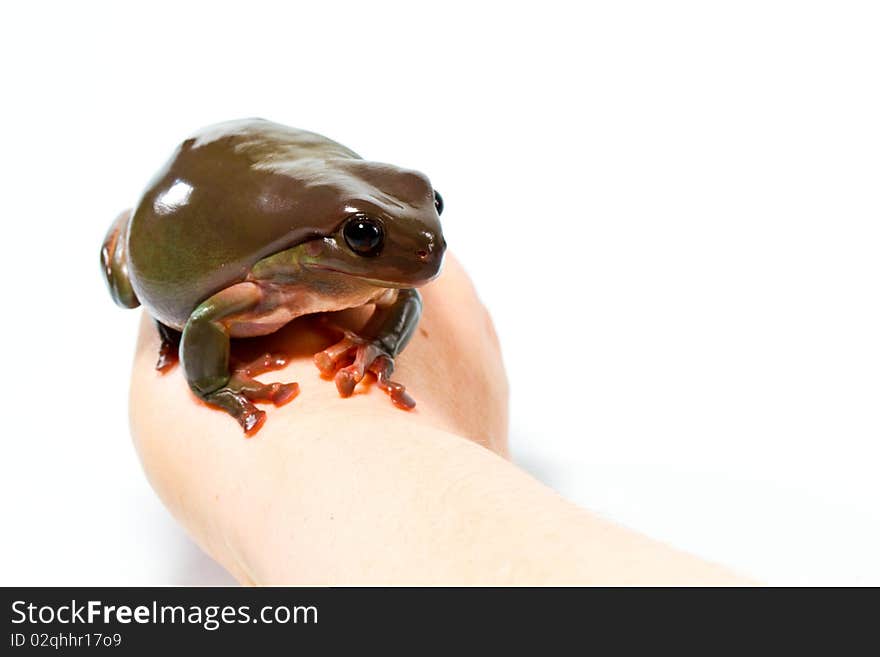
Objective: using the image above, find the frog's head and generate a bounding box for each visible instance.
[305,162,447,288]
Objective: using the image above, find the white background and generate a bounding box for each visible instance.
[2,1,878,585]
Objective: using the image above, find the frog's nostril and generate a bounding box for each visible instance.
[416,249,429,261]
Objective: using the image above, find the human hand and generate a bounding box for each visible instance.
[130,254,511,584]
[131,254,747,585]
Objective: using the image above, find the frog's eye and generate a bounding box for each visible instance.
[433,190,444,216]
[343,214,384,257]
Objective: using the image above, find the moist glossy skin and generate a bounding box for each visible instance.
[102,118,446,434]
[127,119,443,328]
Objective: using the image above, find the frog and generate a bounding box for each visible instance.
[101,118,446,435]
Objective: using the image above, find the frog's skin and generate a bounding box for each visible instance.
[101,118,446,434]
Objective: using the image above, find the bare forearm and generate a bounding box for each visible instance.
[133,391,747,585]
[243,419,749,585]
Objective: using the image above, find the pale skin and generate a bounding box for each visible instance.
[131,255,751,585]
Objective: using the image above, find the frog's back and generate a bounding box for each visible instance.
[127,119,362,328]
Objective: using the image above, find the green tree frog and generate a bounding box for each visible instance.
[101,119,446,435]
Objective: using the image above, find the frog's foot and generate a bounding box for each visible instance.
[313,329,416,410]
[205,353,299,436]
[156,339,178,372]
[155,322,181,372]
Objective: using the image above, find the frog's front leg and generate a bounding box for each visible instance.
[314,288,422,409]
[181,283,299,434]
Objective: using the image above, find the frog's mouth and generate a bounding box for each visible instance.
[305,263,423,289]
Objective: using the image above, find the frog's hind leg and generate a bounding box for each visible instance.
[100,209,140,309]
[155,321,181,372]
[181,283,299,435]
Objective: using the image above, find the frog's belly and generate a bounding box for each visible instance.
[225,282,395,338]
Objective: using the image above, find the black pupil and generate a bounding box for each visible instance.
[434,190,444,215]
[344,216,383,256]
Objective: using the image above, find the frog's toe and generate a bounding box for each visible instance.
[232,352,289,377]
[313,332,360,376]
[333,367,360,397]
[228,373,300,407]
[203,388,268,437]
[268,381,300,405]
[240,410,267,435]
[369,355,416,410]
